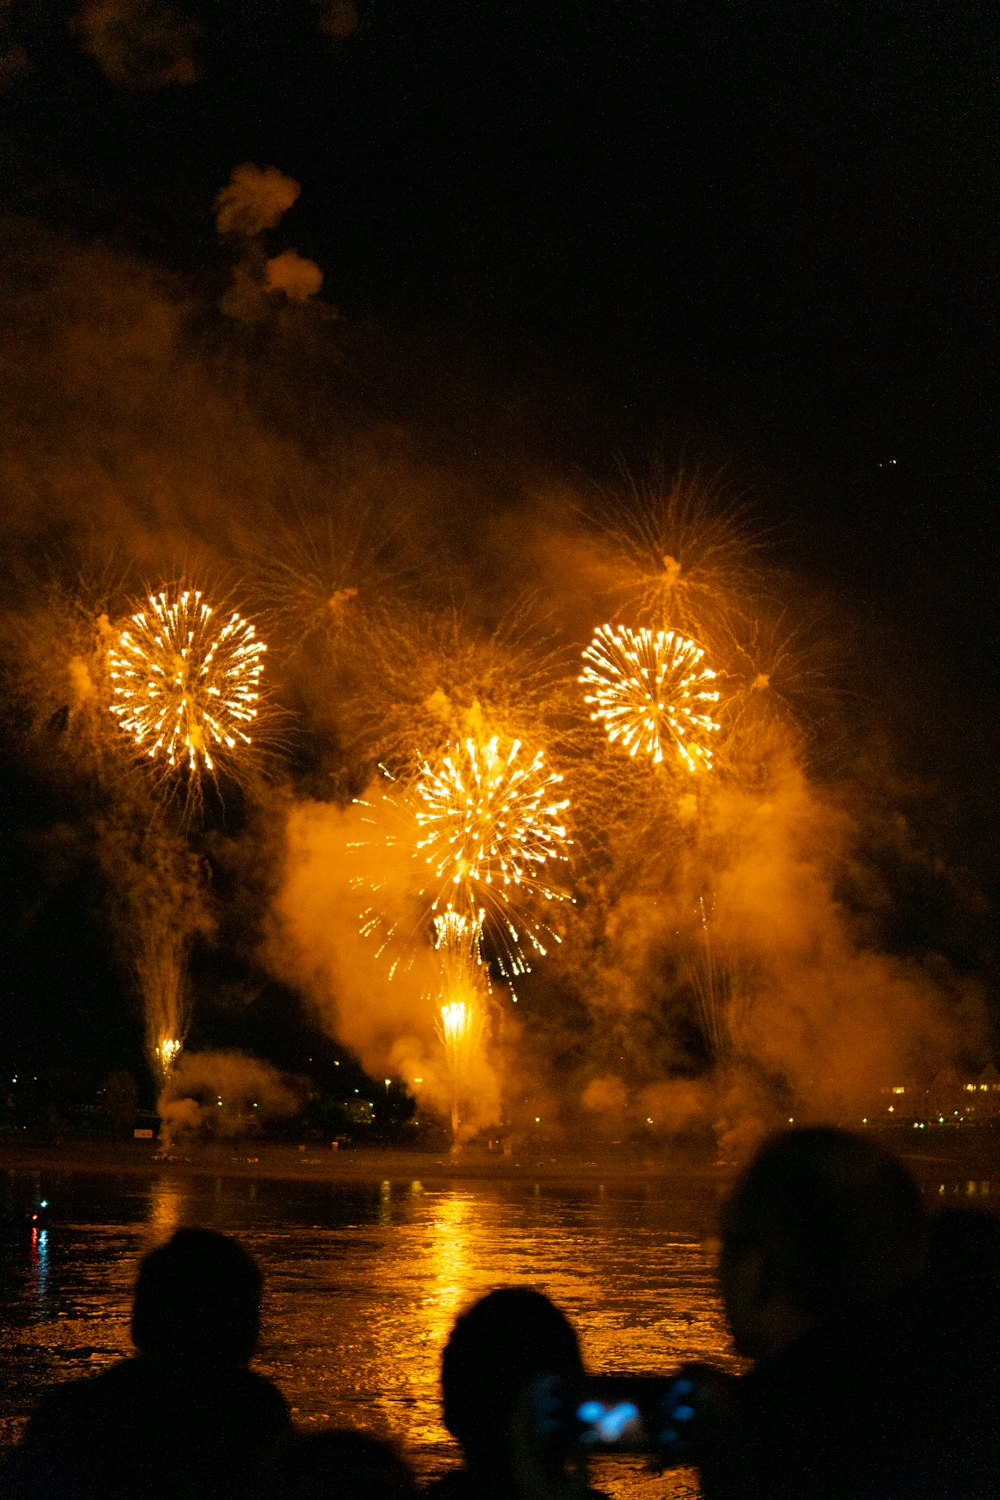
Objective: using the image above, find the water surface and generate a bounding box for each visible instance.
[0,1165,735,1497]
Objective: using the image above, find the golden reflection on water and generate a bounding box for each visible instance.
[2,1170,734,1499]
[423,1187,477,1346]
[4,1154,999,1498]
[144,1174,186,1245]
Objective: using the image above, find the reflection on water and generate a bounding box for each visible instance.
[146,1174,185,1243]
[28,1228,49,1312]
[2,1161,992,1496]
[0,1167,734,1497]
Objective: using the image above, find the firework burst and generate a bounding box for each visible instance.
[580,623,721,773]
[107,588,266,780]
[347,603,568,769]
[254,500,418,652]
[415,733,571,976]
[356,731,572,980]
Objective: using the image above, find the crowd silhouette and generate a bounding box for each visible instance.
[3,1126,997,1499]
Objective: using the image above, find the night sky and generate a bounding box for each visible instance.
[3,6,992,633]
[0,1,995,1107]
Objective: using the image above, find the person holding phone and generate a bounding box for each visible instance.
[425,1286,610,1500]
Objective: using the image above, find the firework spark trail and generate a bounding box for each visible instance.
[107,589,265,777]
[581,466,770,644]
[580,623,721,772]
[134,923,192,1087]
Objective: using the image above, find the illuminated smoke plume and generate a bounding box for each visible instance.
[0,567,135,792]
[213,165,324,321]
[265,250,323,303]
[268,799,503,1137]
[580,623,721,773]
[214,165,301,237]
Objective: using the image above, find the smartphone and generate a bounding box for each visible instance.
[531,1372,701,1462]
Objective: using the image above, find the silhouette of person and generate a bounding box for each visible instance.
[259,1427,419,1499]
[684,1125,1000,1500]
[424,1285,609,1500]
[5,1226,291,1499]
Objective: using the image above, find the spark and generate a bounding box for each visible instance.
[580,623,721,773]
[107,589,265,778]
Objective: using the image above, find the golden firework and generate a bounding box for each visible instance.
[415,733,571,976]
[432,912,489,1139]
[581,464,768,642]
[156,1037,182,1072]
[107,589,265,775]
[580,623,720,772]
[439,1001,473,1044]
[432,907,484,970]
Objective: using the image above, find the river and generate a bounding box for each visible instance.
[0,1157,738,1497]
[1,1140,994,1497]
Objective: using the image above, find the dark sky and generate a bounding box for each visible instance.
[4,2,993,638]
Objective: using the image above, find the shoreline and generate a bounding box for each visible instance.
[0,1138,731,1187]
[3,1125,996,1190]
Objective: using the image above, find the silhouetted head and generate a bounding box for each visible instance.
[442,1286,585,1467]
[131,1227,263,1364]
[719,1126,927,1360]
[260,1429,418,1500]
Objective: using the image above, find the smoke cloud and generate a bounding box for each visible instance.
[266,796,503,1135]
[74,0,200,90]
[157,1049,302,1150]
